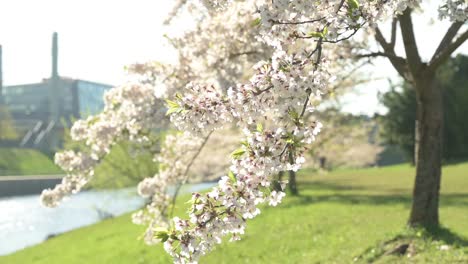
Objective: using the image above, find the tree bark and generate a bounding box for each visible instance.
[273,171,284,191]
[409,73,443,227]
[376,8,466,229]
[288,151,299,195]
[288,170,298,195]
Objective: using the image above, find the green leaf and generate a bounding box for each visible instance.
[322,27,328,36]
[166,107,183,116]
[165,99,179,109]
[175,92,183,100]
[87,116,101,125]
[165,99,184,116]
[257,123,264,133]
[231,148,246,159]
[159,163,168,171]
[154,228,169,242]
[252,17,261,27]
[309,27,329,40]
[288,109,299,121]
[347,0,359,9]
[279,64,291,72]
[307,31,324,38]
[228,171,237,183]
[187,195,200,205]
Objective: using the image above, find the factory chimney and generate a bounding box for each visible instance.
[49,32,61,124]
[52,32,58,79]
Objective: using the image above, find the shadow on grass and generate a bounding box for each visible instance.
[295,181,372,191]
[426,225,468,247]
[297,180,418,194]
[443,158,468,166]
[280,181,468,208]
[286,193,468,207]
[354,226,468,263]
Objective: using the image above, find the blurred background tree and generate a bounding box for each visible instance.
[306,108,383,170]
[378,82,416,163]
[62,125,160,189]
[379,54,468,163]
[0,105,18,140]
[91,142,159,189]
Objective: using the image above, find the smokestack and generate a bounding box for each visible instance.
[52,32,58,78]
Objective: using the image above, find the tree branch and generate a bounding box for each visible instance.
[170,131,213,217]
[428,28,468,72]
[398,8,423,77]
[229,50,260,59]
[270,17,325,25]
[432,21,464,58]
[390,18,398,49]
[319,60,373,101]
[356,52,406,61]
[163,0,188,25]
[374,26,389,48]
[374,26,409,80]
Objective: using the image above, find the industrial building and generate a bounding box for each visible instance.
[0,33,112,152]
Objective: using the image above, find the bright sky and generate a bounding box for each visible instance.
[340,1,468,115]
[0,0,466,115]
[0,0,177,86]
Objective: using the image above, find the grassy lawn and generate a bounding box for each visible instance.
[1,163,467,263]
[0,148,63,176]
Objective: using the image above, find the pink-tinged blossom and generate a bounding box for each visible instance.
[41,82,164,208]
[438,0,468,21]
[39,0,466,263]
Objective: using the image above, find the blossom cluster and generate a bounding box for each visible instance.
[171,0,270,89]
[157,0,429,263]
[40,0,468,263]
[199,0,233,12]
[169,83,233,135]
[438,0,468,22]
[40,0,268,214]
[170,50,330,136]
[255,0,419,51]
[132,132,207,245]
[164,101,322,263]
[40,151,96,207]
[41,83,164,207]
[160,124,323,262]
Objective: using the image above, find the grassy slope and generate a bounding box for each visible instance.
[2,163,467,263]
[0,148,63,176]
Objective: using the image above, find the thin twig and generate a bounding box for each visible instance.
[270,17,325,25]
[169,131,213,217]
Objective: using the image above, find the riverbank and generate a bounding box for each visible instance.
[2,163,467,263]
[0,183,213,256]
[0,175,63,197]
[0,148,62,176]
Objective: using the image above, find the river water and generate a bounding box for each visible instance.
[0,183,213,256]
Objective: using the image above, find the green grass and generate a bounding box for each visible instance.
[0,148,63,176]
[2,163,467,263]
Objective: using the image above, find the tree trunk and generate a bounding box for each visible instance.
[409,73,443,227]
[288,152,298,195]
[273,171,284,191]
[288,170,298,195]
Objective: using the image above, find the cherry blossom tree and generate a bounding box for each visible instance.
[40,0,467,263]
[355,0,467,227]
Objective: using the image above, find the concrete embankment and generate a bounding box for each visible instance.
[0,175,63,198]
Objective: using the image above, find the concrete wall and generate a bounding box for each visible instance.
[0,175,62,198]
